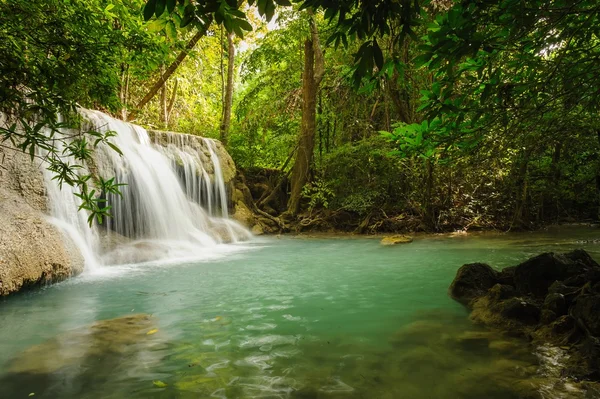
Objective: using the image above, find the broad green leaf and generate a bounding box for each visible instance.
[165,21,177,40]
[143,0,156,21]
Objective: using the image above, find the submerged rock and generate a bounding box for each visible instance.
[380,235,413,245]
[6,314,158,375]
[0,314,165,398]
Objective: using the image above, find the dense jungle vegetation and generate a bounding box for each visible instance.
[1,0,599,232]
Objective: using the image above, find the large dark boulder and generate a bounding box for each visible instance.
[551,315,576,335]
[499,298,541,325]
[449,263,498,306]
[513,253,571,297]
[497,266,516,285]
[449,249,600,383]
[548,280,579,296]
[488,284,516,301]
[564,268,600,287]
[564,249,600,272]
[543,293,567,316]
[572,293,600,336]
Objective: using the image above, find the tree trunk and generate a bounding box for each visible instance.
[220,32,235,146]
[424,159,435,229]
[120,65,130,121]
[547,141,562,220]
[166,79,178,124]
[511,148,532,229]
[131,30,205,119]
[286,14,324,216]
[596,130,600,220]
[160,65,167,126]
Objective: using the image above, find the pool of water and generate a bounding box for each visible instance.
[1,227,599,398]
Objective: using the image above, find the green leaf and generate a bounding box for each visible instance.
[264,0,275,21]
[237,19,252,32]
[144,0,157,21]
[107,142,123,156]
[166,0,176,14]
[155,0,166,18]
[373,39,383,71]
[181,6,195,27]
[165,21,177,40]
[233,23,244,38]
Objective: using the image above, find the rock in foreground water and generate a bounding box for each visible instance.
[380,235,413,245]
[449,249,600,382]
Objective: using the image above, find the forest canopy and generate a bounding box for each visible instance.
[1,0,599,231]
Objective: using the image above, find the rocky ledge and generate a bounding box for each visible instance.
[449,249,600,381]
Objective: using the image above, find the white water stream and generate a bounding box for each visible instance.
[42,110,250,273]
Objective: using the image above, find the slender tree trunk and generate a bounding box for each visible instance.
[512,148,532,228]
[318,92,323,165]
[424,159,435,229]
[120,64,130,121]
[548,141,562,220]
[596,131,600,219]
[160,65,168,126]
[287,14,324,216]
[384,83,391,132]
[220,27,225,108]
[325,120,330,153]
[131,30,205,118]
[166,79,178,124]
[220,32,235,146]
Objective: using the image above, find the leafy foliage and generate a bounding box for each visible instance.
[3,0,600,232]
[302,179,334,211]
[0,0,157,224]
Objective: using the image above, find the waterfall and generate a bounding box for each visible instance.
[42,110,251,271]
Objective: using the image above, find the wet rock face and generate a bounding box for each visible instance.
[572,293,600,336]
[499,298,541,325]
[512,250,600,298]
[513,253,570,297]
[449,263,499,306]
[543,293,567,316]
[0,144,84,296]
[449,249,600,383]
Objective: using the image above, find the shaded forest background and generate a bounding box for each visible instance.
[1,0,599,233]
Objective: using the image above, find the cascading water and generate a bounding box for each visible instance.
[42,109,251,272]
[205,138,230,218]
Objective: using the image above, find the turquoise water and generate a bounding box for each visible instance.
[1,228,599,398]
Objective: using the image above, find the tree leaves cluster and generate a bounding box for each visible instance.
[0,0,175,224]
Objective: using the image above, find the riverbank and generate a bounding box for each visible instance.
[238,166,600,236]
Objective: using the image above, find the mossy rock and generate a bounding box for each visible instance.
[380,235,413,245]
